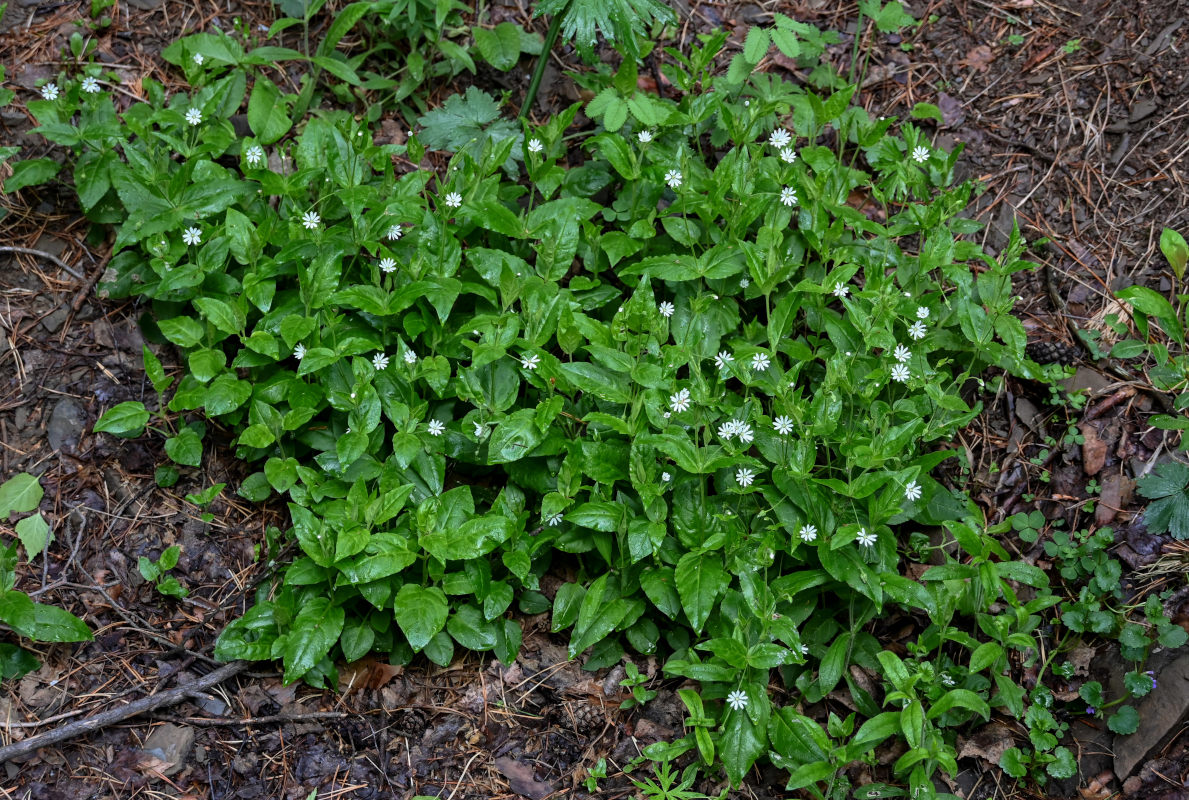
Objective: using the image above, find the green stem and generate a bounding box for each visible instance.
[520,0,572,119]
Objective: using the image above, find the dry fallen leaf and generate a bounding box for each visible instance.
[957,722,1015,765]
[959,45,995,73]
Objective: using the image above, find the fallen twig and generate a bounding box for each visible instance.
[0,661,249,763]
[0,245,85,280]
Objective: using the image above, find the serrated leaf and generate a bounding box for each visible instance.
[0,473,44,516]
[743,26,771,63]
[416,86,521,165]
[15,514,51,561]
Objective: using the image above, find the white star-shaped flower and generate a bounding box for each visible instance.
[908,321,927,340]
[833,283,848,298]
[293,343,307,360]
[856,528,877,547]
[736,468,755,488]
[386,224,402,241]
[751,352,771,371]
[799,524,817,543]
[773,416,794,435]
[726,689,749,710]
[916,306,929,319]
[769,129,791,148]
[521,353,540,370]
[740,278,750,288]
[301,210,320,230]
[780,187,797,206]
[527,138,543,153]
[244,144,264,166]
[911,145,930,163]
[403,350,417,364]
[372,353,389,370]
[890,363,910,383]
[714,350,733,370]
[444,191,462,209]
[193,52,205,65]
[80,76,100,94]
[904,480,922,501]
[427,419,445,436]
[661,472,671,482]
[779,147,797,163]
[182,227,202,245]
[546,513,563,526]
[185,107,202,126]
[669,388,691,414]
[664,169,682,189]
[736,422,754,444]
[380,257,397,273]
[658,301,675,318]
[893,344,911,363]
[637,130,653,143]
[717,421,735,440]
[41,82,59,100]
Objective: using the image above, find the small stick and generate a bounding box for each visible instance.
[0,246,85,281]
[0,661,249,763]
[166,710,350,727]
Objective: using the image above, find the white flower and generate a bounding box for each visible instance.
[444,191,462,208]
[799,524,817,543]
[372,353,389,371]
[244,144,264,166]
[80,76,100,94]
[301,210,321,230]
[916,306,929,319]
[740,278,749,288]
[714,351,734,370]
[717,421,735,440]
[726,689,749,710]
[403,350,417,364]
[904,480,922,501]
[751,352,771,371]
[293,343,307,360]
[427,419,445,436]
[737,422,754,444]
[637,130,653,143]
[664,169,682,189]
[527,138,543,153]
[773,416,794,435]
[182,227,202,246]
[769,129,791,148]
[893,344,911,363]
[663,411,671,418]
[911,145,930,163]
[669,388,691,414]
[193,52,205,65]
[856,528,877,547]
[736,468,755,488]
[779,187,797,206]
[41,82,59,100]
[661,472,671,482]
[908,320,927,340]
[380,257,397,273]
[185,107,202,126]
[890,363,910,383]
[940,673,955,687]
[386,224,402,241]
[546,513,563,526]
[521,353,540,370]
[833,283,848,298]
[779,147,797,163]
[473,421,486,438]
[799,644,809,655]
[658,301,675,318]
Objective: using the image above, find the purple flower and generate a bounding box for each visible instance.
[1146,670,1157,689]
[1085,706,1096,715]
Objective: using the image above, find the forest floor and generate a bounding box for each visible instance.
[0,0,1188,798]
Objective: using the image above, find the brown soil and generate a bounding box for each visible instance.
[1,0,1187,798]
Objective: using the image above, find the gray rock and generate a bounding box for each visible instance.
[1113,651,1189,778]
[40,306,69,334]
[47,397,85,455]
[142,723,195,777]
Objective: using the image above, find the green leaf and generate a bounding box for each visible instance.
[743,26,770,63]
[416,86,520,165]
[720,703,767,787]
[420,515,514,562]
[92,401,149,438]
[282,597,344,684]
[159,316,206,348]
[0,591,91,642]
[1160,228,1188,280]
[194,296,244,336]
[394,584,449,651]
[447,604,498,651]
[1108,705,1140,735]
[0,473,43,516]
[568,574,628,658]
[0,643,39,680]
[15,513,52,561]
[165,427,204,467]
[999,747,1029,779]
[473,22,523,71]
[674,552,728,634]
[3,158,61,193]
[1047,746,1077,779]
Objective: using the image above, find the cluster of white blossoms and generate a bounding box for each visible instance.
[718,418,754,443]
[669,388,691,413]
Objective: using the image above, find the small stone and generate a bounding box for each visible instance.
[40,307,69,333]
[141,723,194,777]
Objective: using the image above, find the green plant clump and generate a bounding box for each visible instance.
[26,11,1182,795]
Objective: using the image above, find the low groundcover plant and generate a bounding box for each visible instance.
[26,14,1182,798]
